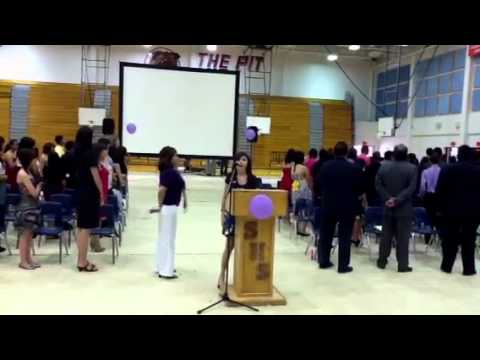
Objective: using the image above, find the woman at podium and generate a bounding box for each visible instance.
[218,152,260,291]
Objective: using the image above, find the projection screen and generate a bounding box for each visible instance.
[120,62,239,158]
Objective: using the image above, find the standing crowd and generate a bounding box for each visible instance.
[279,142,480,276]
[0,126,129,272]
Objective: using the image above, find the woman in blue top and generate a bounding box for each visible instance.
[156,146,187,279]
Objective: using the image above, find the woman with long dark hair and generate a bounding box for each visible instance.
[217,152,260,291]
[156,146,186,279]
[73,126,104,272]
[16,148,43,270]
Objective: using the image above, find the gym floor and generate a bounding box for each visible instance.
[0,173,478,315]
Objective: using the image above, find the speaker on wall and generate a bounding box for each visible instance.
[102,118,115,135]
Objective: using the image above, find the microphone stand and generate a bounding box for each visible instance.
[197,165,259,314]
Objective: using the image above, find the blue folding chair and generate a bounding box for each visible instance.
[35,201,67,263]
[90,204,119,264]
[107,194,123,246]
[6,193,21,252]
[364,207,384,259]
[0,205,9,255]
[50,193,76,247]
[413,207,435,254]
[63,188,77,209]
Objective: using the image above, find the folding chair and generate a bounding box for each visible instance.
[107,195,123,246]
[90,204,119,264]
[50,193,76,247]
[6,193,21,253]
[35,201,67,264]
[412,207,435,254]
[364,207,384,260]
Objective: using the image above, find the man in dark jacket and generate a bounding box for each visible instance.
[375,144,417,272]
[436,145,480,276]
[317,142,364,273]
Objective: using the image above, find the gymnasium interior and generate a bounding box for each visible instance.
[0,45,479,315]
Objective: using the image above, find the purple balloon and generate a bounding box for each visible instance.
[126,123,136,134]
[246,128,257,141]
[249,194,274,220]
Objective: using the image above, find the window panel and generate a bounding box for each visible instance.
[415,80,426,97]
[384,88,397,102]
[439,52,454,73]
[426,97,438,116]
[398,83,409,99]
[399,65,410,82]
[377,72,385,88]
[415,99,426,117]
[450,93,462,113]
[438,95,449,114]
[453,48,466,69]
[385,103,395,117]
[397,101,408,118]
[472,90,480,112]
[451,70,464,92]
[426,78,438,96]
[426,57,439,77]
[386,69,398,86]
[376,90,385,105]
[474,66,480,89]
[438,74,450,94]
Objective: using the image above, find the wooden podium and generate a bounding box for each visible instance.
[228,189,288,306]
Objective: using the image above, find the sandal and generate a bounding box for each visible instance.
[30,262,41,269]
[77,262,98,272]
[19,263,35,270]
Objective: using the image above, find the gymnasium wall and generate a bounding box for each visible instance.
[0,79,352,169]
[0,45,373,122]
[357,45,479,157]
[0,80,120,146]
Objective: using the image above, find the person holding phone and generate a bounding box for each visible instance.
[156,146,186,280]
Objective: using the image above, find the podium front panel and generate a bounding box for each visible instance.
[234,217,275,296]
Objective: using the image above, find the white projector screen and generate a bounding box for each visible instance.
[120,63,239,157]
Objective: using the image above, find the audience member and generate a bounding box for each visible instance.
[436,145,480,276]
[16,148,43,270]
[408,153,419,166]
[54,135,65,157]
[291,150,312,236]
[0,145,6,253]
[317,142,363,273]
[73,126,103,272]
[365,151,382,206]
[375,144,417,272]
[62,141,76,189]
[43,151,64,200]
[383,150,393,162]
[419,152,441,244]
[4,139,19,192]
[305,148,318,175]
[279,148,296,203]
[358,145,371,167]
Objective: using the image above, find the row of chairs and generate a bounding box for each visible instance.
[287,199,436,260]
[1,189,126,265]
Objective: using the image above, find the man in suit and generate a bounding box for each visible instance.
[317,142,364,273]
[436,145,480,276]
[375,144,417,272]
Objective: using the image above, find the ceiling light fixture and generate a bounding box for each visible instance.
[143,45,152,48]
[348,45,361,51]
[327,54,338,62]
[206,45,217,52]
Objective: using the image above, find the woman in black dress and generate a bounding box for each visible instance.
[73,126,104,272]
[217,152,260,291]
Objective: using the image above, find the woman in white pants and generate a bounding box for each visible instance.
[156,146,186,280]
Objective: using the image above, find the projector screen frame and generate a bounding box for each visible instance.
[119,61,240,159]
